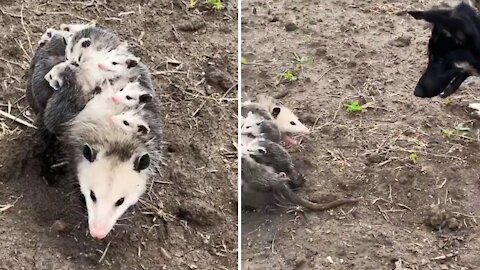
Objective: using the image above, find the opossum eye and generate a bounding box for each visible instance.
[90,191,97,202]
[126,96,133,100]
[64,26,70,32]
[115,197,125,207]
[81,39,91,48]
[119,88,124,92]
[78,55,82,62]
[272,107,281,118]
[245,126,251,129]
[112,62,118,65]
[47,31,52,38]
[290,121,296,125]
[123,120,129,126]
[258,149,266,154]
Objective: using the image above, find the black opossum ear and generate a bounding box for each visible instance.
[139,94,153,104]
[81,39,91,48]
[126,59,138,68]
[137,125,150,134]
[272,107,281,118]
[134,153,150,172]
[83,144,97,162]
[63,26,70,32]
[92,86,102,95]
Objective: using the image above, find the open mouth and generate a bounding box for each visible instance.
[439,72,469,98]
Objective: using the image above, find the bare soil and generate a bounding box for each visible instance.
[241,0,480,269]
[0,0,237,269]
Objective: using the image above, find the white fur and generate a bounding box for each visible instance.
[455,62,480,76]
[44,61,70,90]
[245,138,267,156]
[112,81,151,107]
[241,111,264,136]
[78,150,147,239]
[272,105,310,134]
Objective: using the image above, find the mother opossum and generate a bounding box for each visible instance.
[26,26,163,240]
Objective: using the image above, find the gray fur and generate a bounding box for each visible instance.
[248,139,305,188]
[242,156,358,211]
[26,36,66,115]
[70,27,122,54]
[43,65,88,135]
[241,103,272,120]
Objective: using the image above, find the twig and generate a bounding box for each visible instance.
[98,239,113,263]
[0,57,25,69]
[0,109,37,129]
[20,4,33,55]
[430,251,458,261]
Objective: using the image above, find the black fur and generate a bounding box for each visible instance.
[409,3,480,98]
[43,66,87,135]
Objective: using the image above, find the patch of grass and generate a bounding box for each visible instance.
[344,101,363,113]
[208,0,224,10]
[441,123,471,138]
[189,0,197,8]
[241,57,248,65]
[282,70,297,82]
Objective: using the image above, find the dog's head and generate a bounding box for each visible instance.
[408,3,480,98]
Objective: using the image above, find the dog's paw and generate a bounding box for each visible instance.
[45,62,69,90]
[468,103,480,120]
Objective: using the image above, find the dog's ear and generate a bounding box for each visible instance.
[408,9,451,22]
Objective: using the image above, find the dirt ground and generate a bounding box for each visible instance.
[241,0,480,269]
[0,0,237,269]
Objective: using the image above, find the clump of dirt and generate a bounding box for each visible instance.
[242,0,480,269]
[0,0,237,269]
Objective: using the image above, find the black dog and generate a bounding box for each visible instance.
[409,2,480,98]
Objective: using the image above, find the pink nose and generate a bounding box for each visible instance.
[98,64,106,71]
[90,226,108,240]
[111,96,118,104]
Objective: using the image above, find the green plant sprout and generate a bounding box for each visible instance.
[208,0,224,10]
[189,0,197,8]
[409,153,417,164]
[282,70,297,82]
[241,57,248,65]
[344,101,363,113]
[441,123,471,138]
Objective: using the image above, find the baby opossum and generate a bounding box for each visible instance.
[242,111,281,144]
[242,155,358,211]
[241,101,272,120]
[38,28,72,46]
[110,107,151,135]
[246,138,305,188]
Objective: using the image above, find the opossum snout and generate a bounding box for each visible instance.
[90,226,108,240]
[111,96,119,104]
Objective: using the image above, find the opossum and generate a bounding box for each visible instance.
[110,108,151,135]
[64,117,160,239]
[245,138,305,188]
[242,97,310,146]
[242,111,281,144]
[242,155,358,211]
[47,49,140,93]
[111,81,153,107]
[241,101,272,120]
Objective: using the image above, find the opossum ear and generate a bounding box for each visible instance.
[137,125,150,134]
[126,59,138,68]
[139,94,152,104]
[83,144,97,162]
[134,153,150,172]
[272,107,281,118]
[92,86,102,95]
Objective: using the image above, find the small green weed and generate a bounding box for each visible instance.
[344,101,363,113]
[282,70,297,82]
[409,153,417,164]
[208,0,224,10]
